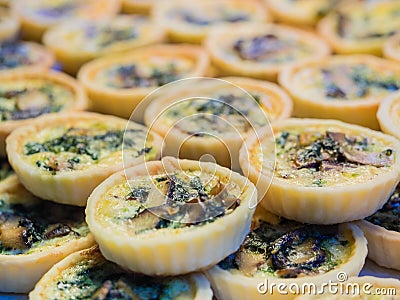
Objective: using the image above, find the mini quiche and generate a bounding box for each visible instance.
[205,23,330,82]
[43,15,165,75]
[205,207,367,300]
[0,176,94,293]
[30,245,213,300]
[263,0,338,27]
[377,92,400,139]
[356,183,400,270]
[239,118,400,224]
[317,0,400,55]
[384,34,400,63]
[11,0,121,42]
[295,276,400,300]
[0,41,55,74]
[0,70,88,157]
[6,112,163,206]
[86,157,257,275]
[279,55,400,130]
[144,77,292,170]
[153,0,269,44]
[0,7,19,42]
[77,44,210,121]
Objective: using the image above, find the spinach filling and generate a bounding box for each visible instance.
[322,65,399,100]
[365,184,400,232]
[233,34,286,61]
[36,2,76,18]
[84,25,137,48]
[0,84,67,121]
[24,128,151,174]
[117,174,240,234]
[179,11,248,26]
[218,218,348,278]
[106,64,180,89]
[0,42,32,70]
[0,198,87,255]
[55,256,192,300]
[275,130,393,186]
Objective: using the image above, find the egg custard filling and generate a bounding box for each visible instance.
[232,34,313,64]
[95,60,189,89]
[218,217,353,278]
[263,129,394,187]
[293,63,399,101]
[159,93,270,136]
[23,123,157,175]
[96,171,242,233]
[0,79,74,122]
[365,184,399,233]
[0,189,89,255]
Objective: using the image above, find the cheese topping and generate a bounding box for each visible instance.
[257,126,394,187]
[232,34,313,63]
[159,93,271,136]
[335,2,400,40]
[95,170,242,234]
[23,122,157,174]
[218,213,353,278]
[0,189,88,255]
[365,183,399,232]
[44,249,196,299]
[291,63,399,100]
[0,79,74,122]
[95,57,193,89]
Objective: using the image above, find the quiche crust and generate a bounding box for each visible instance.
[6,112,163,206]
[77,44,210,121]
[153,0,269,44]
[0,70,88,157]
[239,118,400,224]
[377,92,400,140]
[86,157,257,275]
[0,7,19,42]
[144,76,292,170]
[11,0,121,42]
[279,55,400,130]
[0,176,95,293]
[205,211,367,300]
[205,23,330,82]
[43,15,165,75]
[30,245,213,299]
[121,0,156,14]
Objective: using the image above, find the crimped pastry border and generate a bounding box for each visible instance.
[377,92,400,140]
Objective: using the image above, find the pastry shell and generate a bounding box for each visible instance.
[0,176,95,293]
[205,23,330,82]
[121,0,155,14]
[153,0,269,44]
[77,44,210,121]
[0,7,19,42]
[0,70,88,157]
[6,112,163,206]
[279,55,400,130]
[205,222,368,300]
[239,118,400,224]
[377,92,400,140]
[43,15,165,75]
[383,34,400,63]
[86,157,257,275]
